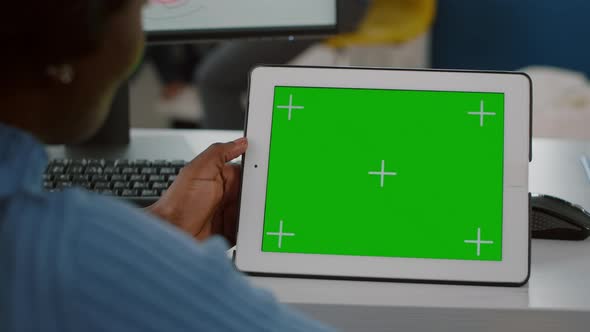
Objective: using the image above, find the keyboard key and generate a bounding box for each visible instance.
[141,167,158,175]
[43,181,54,189]
[100,190,116,196]
[130,174,147,182]
[152,160,169,167]
[74,182,93,190]
[110,174,128,182]
[49,166,65,175]
[92,175,110,182]
[87,159,105,168]
[115,160,131,167]
[43,174,53,181]
[141,189,159,197]
[113,182,130,190]
[148,175,167,182]
[171,160,187,167]
[168,175,178,182]
[57,181,73,189]
[56,174,72,182]
[152,182,169,190]
[122,167,139,175]
[134,160,151,167]
[132,182,150,190]
[66,166,84,174]
[122,189,139,197]
[70,160,87,167]
[160,167,176,175]
[94,182,112,190]
[85,166,103,175]
[103,167,119,174]
[73,175,90,182]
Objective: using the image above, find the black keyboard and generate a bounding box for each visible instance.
[43,159,187,207]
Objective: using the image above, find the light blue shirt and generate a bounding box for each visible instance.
[0,124,332,332]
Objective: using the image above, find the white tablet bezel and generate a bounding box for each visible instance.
[236,66,531,286]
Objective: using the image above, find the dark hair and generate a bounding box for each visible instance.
[1,1,129,77]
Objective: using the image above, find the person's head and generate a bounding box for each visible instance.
[0,0,146,144]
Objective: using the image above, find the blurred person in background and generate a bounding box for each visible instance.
[196,0,372,129]
[142,44,214,128]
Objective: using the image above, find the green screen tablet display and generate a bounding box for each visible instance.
[262,86,505,262]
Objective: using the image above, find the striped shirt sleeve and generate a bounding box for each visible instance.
[61,193,334,332]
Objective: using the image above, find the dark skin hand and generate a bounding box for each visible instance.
[147,138,248,245]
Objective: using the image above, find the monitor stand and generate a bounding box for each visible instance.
[46,82,194,161]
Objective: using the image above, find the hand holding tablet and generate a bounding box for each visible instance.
[236,66,532,286]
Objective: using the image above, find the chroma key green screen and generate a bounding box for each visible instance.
[262,86,505,261]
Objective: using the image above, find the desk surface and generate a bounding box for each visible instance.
[120,130,590,330]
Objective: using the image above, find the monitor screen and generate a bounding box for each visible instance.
[144,0,339,42]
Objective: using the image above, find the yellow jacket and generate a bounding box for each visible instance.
[327,0,437,47]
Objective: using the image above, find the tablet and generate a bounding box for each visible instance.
[236,66,531,286]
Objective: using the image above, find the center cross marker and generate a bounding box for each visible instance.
[368,160,398,188]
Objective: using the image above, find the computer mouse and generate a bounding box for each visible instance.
[531,194,590,241]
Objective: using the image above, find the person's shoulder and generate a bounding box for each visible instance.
[3,187,227,259]
[1,188,159,244]
[61,189,153,226]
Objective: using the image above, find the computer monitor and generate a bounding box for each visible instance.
[145,0,339,42]
[81,0,341,148]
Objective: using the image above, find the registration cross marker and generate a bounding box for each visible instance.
[468,100,496,127]
[277,94,305,121]
[464,228,494,257]
[266,220,296,249]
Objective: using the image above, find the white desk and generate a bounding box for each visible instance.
[121,130,590,331]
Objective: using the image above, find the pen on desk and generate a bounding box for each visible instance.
[581,155,590,183]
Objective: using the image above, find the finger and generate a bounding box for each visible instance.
[200,138,248,165]
[222,163,242,204]
[225,137,248,162]
[195,219,213,242]
[185,138,248,179]
[220,165,241,245]
[223,200,239,246]
[211,209,224,237]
